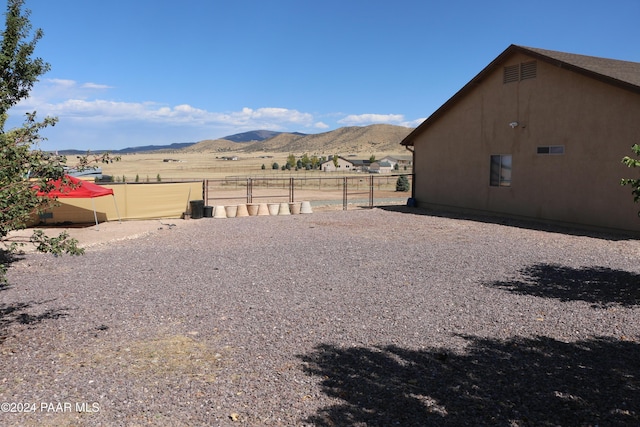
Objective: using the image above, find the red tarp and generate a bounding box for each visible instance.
[36,175,113,198]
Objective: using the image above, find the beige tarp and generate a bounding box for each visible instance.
[44,181,203,223]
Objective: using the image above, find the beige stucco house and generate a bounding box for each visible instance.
[369,161,394,174]
[321,156,354,172]
[401,44,640,234]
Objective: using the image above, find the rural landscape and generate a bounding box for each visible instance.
[92,124,414,181]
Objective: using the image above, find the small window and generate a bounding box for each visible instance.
[537,145,564,155]
[537,146,550,154]
[490,155,512,187]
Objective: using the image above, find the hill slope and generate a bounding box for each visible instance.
[222,129,306,143]
[187,124,413,155]
[181,139,239,153]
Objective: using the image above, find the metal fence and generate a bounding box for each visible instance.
[203,174,414,210]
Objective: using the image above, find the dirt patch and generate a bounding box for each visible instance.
[5,219,189,254]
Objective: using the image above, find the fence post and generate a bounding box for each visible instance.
[203,180,207,205]
[343,177,347,210]
[289,177,294,202]
[369,175,374,208]
[247,178,252,203]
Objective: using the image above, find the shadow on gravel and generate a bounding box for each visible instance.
[487,264,640,307]
[377,205,638,241]
[0,249,22,289]
[300,336,640,426]
[0,299,68,344]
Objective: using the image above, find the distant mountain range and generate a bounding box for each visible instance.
[222,129,307,143]
[55,125,413,155]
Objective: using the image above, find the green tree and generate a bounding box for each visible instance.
[0,0,115,283]
[135,174,139,182]
[369,154,376,163]
[286,153,296,168]
[310,155,319,169]
[332,155,339,168]
[300,153,310,168]
[261,163,265,170]
[621,144,640,215]
[272,162,279,170]
[396,175,410,192]
[156,173,161,182]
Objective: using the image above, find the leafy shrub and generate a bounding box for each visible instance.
[396,175,410,192]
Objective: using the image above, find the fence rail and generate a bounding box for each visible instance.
[203,174,413,210]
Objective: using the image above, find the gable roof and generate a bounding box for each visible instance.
[402,44,640,146]
[319,156,354,166]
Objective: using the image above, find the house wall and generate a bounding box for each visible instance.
[413,52,640,233]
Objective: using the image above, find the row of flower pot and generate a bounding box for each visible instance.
[206,201,313,218]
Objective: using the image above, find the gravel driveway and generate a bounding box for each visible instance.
[1,207,640,426]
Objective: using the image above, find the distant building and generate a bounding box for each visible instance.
[379,155,412,170]
[320,156,354,172]
[369,161,394,174]
[349,159,371,172]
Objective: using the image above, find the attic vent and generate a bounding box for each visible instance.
[503,61,538,83]
[503,64,520,83]
[521,61,537,80]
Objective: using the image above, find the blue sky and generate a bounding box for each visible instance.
[6,0,640,151]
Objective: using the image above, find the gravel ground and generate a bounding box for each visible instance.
[1,207,640,426]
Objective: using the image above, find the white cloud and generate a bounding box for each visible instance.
[338,113,405,126]
[48,78,76,88]
[7,77,423,150]
[406,117,426,127]
[81,82,113,90]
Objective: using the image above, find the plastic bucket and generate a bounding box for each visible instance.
[213,206,227,218]
[278,202,291,215]
[289,202,301,214]
[225,205,238,218]
[300,201,313,214]
[247,204,260,216]
[267,203,280,216]
[236,204,249,217]
[190,200,204,219]
[257,203,270,216]
[203,206,214,217]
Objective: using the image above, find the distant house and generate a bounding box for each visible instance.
[379,155,412,170]
[350,159,371,172]
[369,161,394,174]
[320,156,354,172]
[401,44,640,233]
